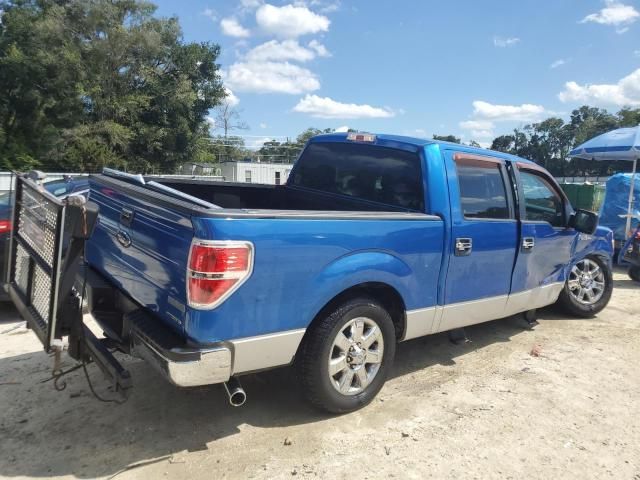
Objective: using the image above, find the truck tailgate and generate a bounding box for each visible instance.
[87,176,194,335]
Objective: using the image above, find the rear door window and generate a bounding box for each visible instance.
[454,156,511,219]
[291,142,424,211]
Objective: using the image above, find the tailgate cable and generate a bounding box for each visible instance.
[77,205,127,404]
[42,203,127,404]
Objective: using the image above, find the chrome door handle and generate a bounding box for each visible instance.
[522,237,535,252]
[455,237,472,256]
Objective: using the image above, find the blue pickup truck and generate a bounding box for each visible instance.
[6,133,614,413]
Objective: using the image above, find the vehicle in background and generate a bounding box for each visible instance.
[0,175,89,299]
[5,134,614,413]
[621,224,640,281]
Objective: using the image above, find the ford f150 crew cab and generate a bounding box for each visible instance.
[6,133,614,413]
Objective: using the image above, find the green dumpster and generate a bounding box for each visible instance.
[560,183,606,212]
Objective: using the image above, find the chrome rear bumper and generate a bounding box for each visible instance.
[127,309,231,387]
[130,332,231,387]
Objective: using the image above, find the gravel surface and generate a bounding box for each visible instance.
[0,270,639,480]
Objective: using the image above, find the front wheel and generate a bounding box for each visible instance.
[557,256,613,317]
[297,297,396,413]
[629,265,640,282]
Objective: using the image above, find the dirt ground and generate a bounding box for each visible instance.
[1,270,639,480]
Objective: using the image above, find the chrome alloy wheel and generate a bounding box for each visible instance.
[567,258,606,305]
[328,317,384,396]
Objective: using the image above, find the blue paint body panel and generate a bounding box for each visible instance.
[85,133,614,345]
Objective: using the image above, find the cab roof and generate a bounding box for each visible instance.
[309,132,538,167]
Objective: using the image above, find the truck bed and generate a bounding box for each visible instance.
[151,177,414,213]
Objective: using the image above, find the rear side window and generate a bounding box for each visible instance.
[291,142,424,211]
[520,170,564,227]
[455,158,510,219]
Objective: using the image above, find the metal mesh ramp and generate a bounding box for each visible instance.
[8,177,65,351]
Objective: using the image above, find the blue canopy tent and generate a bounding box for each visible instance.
[569,126,640,239]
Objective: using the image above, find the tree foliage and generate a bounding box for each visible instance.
[0,0,225,172]
[433,134,461,144]
[490,106,640,176]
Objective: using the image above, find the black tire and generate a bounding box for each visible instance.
[297,297,396,414]
[629,266,640,282]
[557,255,613,317]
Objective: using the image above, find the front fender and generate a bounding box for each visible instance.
[304,250,415,325]
[570,227,614,271]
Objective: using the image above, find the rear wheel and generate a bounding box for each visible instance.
[557,256,613,317]
[629,265,640,282]
[298,297,396,413]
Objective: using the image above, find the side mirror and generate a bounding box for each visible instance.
[568,209,598,235]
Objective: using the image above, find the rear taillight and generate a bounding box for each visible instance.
[187,240,254,309]
[0,220,11,233]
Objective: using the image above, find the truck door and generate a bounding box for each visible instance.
[435,152,518,332]
[508,163,575,307]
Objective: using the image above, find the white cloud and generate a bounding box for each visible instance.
[245,39,316,62]
[334,125,350,132]
[558,68,640,107]
[314,0,341,13]
[259,122,268,129]
[470,129,495,139]
[550,59,567,69]
[293,95,395,119]
[304,0,341,13]
[634,49,640,57]
[493,36,520,47]
[471,100,546,122]
[581,1,639,33]
[202,8,217,21]
[224,87,240,107]
[459,119,494,130]
[459,120,495,139]
[221,17,250,38]
[240,0,263,10]
[308,39,331,57]
[256,4,330,38]
[225,61,320,94]
[243,39,330,63]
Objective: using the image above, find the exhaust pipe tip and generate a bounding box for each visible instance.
[224,378,246,407]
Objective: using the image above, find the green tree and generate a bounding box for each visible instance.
[433,134,461,144]
[617,107,640,127]
[0,0,225,172]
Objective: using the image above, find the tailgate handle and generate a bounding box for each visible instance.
[116,230,132,248]
[120,208,134,228]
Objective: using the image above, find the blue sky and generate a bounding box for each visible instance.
[152,0,640,148]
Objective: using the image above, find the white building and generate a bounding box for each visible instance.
[220,161,293,185]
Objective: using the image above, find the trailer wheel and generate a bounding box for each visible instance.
[557,256,613,317]
[629,266,640,282]
[298,297,396,414]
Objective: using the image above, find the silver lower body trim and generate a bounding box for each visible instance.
[503,282,564,318]
[403,282,565,338]
[402,307,437,341]
[231,328,306,375]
